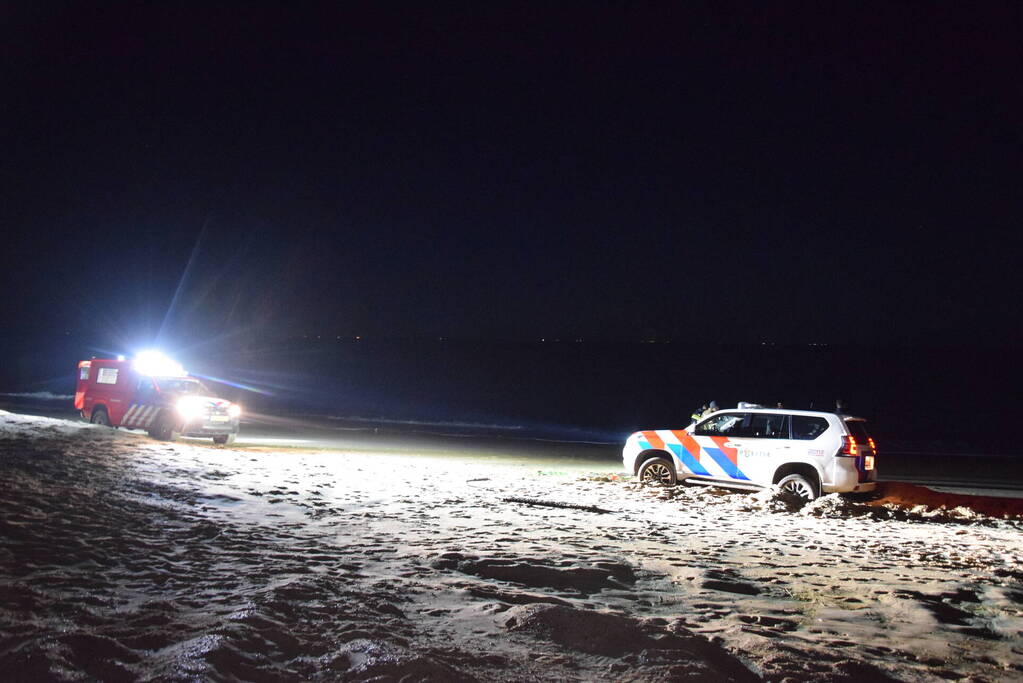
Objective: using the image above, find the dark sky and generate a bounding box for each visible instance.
[3,2,1021,349]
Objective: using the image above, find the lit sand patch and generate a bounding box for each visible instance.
[1,410,1021,681]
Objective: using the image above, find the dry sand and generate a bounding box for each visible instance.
[1,410,1021,681]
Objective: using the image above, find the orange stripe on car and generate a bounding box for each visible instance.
[643,430,665,450]
[674,430,703,461]
[710,436,738,465]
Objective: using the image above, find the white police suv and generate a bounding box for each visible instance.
[622,407,877,500]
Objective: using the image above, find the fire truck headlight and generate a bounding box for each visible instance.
[176,396,205,419]
[228,404,241,418]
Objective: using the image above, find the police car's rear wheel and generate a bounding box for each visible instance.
[638,457,677,486]
[778,473,818,500]
[90,407,110,427]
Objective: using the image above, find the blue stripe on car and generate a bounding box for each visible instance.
[703,446,750,480]
[667,443,712,476]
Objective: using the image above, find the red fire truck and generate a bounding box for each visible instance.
[74,352,241,445]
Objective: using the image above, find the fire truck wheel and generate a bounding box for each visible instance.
[90,407,110,427]
[151,414,181,442]
[213,434,236,446]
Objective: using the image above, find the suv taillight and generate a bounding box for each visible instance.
[868,437,877,454]
[840,435,858,456]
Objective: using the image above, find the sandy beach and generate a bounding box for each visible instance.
[1,409,1021,681]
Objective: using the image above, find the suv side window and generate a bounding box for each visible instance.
[792,416,828,440]
[748,414,789,439]
[695,412,748,437]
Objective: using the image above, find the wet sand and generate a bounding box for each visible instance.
[1,410,1021,681]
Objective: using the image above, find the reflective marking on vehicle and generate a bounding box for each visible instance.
[705,436,749,480]
[123,404,140,424]
[132,404,149,426]
[638,430,750,480]
[703,446,750,480]
[710,437,738,462]
[667,442,712,476]
[674,429,702,462]
[642,431,665,450]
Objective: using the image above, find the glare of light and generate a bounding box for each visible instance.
[189,372,273,396]
[134,350,187,377]
[228,404,241,418]
[176,395,206,418]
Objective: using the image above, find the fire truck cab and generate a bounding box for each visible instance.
[74,354,241,445]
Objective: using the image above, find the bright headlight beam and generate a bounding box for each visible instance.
[176,395,206,418]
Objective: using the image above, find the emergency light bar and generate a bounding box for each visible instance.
[133,350,187,377]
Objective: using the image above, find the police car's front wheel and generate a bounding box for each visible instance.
[638,457,677,486]
[213,434,236,446]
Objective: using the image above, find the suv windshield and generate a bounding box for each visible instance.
[155,378,208,395]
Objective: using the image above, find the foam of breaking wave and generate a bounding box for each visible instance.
[0,391,74,401]
[0,410,96,437]
[323,414,525,431]
[320,414,620,444]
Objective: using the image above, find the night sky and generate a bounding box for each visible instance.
[4,2,1021,350]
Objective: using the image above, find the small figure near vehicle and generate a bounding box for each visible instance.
[691,401,719,425]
